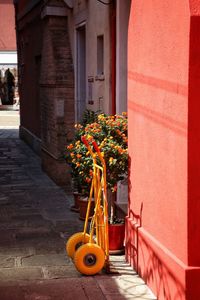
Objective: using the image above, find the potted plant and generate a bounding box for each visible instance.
[65,111,128,249]
[65,110,98,217]
[108,217,125,254]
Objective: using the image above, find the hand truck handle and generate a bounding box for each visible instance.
[81,135,89,147]
[81,135,96,159]
[92,140,100,153]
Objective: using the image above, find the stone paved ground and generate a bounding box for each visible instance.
[0,110,156,300]
[0,108,20,127]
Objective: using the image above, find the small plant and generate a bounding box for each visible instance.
[80,109,99,127]
[65,112,127,189]
[65,111,128,222]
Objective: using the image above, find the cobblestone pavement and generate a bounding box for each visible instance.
[0,118,156,299]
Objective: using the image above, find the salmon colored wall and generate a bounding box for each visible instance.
[126,1,200,299]
[0,0,16,50]
[127,0,189,262]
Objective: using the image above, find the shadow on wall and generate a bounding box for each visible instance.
[139,235,185,300]
[126,155,185,300]
[125,155,142,270]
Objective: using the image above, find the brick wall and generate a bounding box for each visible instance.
[40,14,74,186]
[18,10,43,139]
[16,1,75,187]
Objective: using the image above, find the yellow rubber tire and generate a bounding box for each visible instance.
[66,232,91,259]
[74,243,105,275]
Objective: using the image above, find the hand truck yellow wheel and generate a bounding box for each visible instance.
[66,232,91,259]
[74,243,105,275]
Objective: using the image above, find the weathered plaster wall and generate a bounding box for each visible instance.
[67,0,111,116]
[86,0,111,114]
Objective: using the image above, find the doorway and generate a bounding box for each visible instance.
[116,0,131,114]
[76,25,86,122]
[115,0,131,213]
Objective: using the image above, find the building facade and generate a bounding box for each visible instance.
[14,0,129,189]
[15,0,75,185]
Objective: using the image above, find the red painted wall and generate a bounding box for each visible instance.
[0,0,16,50]
[188,2,200,267]
[126,1,200,299]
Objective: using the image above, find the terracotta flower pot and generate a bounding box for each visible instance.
[109,223,125,254]
[78,197,95,220]
[70,192,81,212]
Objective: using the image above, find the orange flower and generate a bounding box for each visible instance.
[85,177,91,183]
[67,144,73,150]
[118,148,124,154]
[86,135,93,142]
[109,157,114,163]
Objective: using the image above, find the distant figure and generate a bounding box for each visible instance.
[5,68,15,105]
[14,90,20,108]
[0,77,6,105]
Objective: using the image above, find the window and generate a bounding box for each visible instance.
[97,35,104,75]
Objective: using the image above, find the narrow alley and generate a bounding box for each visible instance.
[0,110,156,300]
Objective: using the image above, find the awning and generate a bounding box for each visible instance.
[0,51,17,65]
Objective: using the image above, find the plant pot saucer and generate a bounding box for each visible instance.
[70,205,80,213]
[109,247,125,255]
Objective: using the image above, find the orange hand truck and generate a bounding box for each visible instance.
[66,135,110,275]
